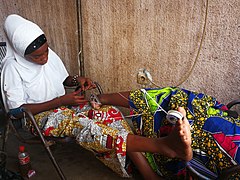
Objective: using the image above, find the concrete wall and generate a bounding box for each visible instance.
[0,0,80,74]
[0,0,239,106]
[81,0,240,105]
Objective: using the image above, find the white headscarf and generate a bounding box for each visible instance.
[1,14,69,111]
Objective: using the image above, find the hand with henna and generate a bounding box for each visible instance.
[77,77,96,91]
[59,89,88,106]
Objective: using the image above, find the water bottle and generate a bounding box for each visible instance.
[18,146,36,178]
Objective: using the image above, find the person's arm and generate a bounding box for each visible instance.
[13,89,87,118]
[21,97,62,116]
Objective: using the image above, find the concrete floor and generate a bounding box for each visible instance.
[1,128,143,180]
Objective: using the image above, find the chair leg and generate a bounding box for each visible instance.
[23,108,66,180]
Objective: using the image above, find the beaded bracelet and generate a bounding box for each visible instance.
[72,75,80,86]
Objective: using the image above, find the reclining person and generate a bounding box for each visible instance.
[94,87,240,179]
[1,14,192,179]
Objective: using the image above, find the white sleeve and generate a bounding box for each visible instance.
[1,60,25,111]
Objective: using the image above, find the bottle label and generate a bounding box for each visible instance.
[28,169,36,178]
[19,156,30,165]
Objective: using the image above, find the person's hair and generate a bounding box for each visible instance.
[24,34,47,55]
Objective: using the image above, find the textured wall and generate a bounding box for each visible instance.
[0,0,239,106]
[0,0,80,74]
[81,0,240,105]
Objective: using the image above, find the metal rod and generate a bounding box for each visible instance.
[23,108,66,180]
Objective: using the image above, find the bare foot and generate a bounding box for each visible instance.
[161,107,192,161]
[90,94,102,109]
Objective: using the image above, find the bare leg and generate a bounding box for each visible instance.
[99,92,192,161]
[98,91,130,107]
[128,152,163,180]
[127,108,192,179]
[98,92,192,178]
[126,107,192,161]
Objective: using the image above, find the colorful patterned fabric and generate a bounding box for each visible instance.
[26,104,133,178]
[129,87,240,179]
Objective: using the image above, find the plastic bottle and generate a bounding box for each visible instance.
[18,146,36,178]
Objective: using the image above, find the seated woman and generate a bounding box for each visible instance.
[1,14,192,179]
[95,87,240,179]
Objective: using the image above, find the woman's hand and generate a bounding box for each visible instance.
[77,77,96,91]
[59,89,88,106]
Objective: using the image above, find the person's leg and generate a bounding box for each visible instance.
[98,92,192,178]
[127,107,192,179]
[126,107,192,162]
[98,91,130,107]
[128,152,163,180]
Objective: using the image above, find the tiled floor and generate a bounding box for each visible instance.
[1,128,143,180]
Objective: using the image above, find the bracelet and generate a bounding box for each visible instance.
[72,75,80,86]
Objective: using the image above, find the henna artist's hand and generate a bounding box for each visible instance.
[77,77,96,91]
[59,89,88,106]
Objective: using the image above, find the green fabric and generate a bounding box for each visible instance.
[145,87,177,112]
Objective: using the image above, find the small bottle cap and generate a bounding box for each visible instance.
[19,146,25,152]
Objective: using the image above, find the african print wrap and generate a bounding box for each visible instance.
[129,87,240,179]
[26,104,133,178]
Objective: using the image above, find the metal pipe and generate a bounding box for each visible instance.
[22,108,66,180]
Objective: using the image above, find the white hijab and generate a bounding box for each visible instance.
[1,14,69,111]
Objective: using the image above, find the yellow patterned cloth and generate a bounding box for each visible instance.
[26,105,133,178]
[129,87,240,179]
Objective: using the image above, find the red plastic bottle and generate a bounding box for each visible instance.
[18,146,36,178]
